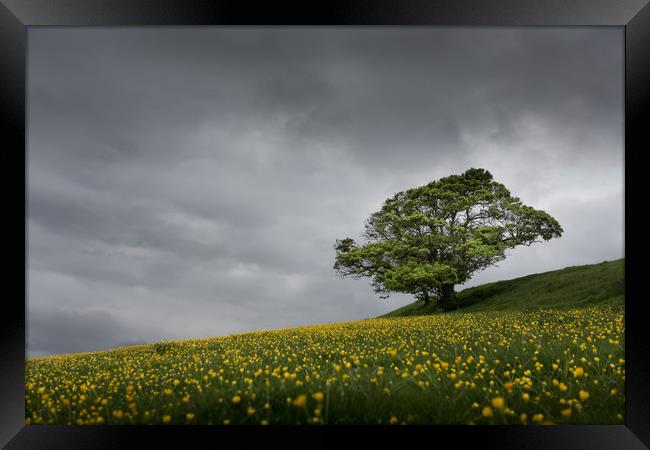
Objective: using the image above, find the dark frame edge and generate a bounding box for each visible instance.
[1,0,649,448]
[0,0,26,448]
[1,0,649,25]
[625,0,650,448]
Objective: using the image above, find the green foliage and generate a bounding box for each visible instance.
[153,342,179,356]
[335,168,563,306]
[381,259,624,318]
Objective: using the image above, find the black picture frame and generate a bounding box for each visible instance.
[1,1,648,448]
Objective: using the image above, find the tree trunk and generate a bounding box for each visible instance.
[422,290,430,305]
[439,284,457,311]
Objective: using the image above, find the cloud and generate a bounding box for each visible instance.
[27,306,143,357]
[27,27,623,356]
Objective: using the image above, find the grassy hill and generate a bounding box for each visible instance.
[26,305,624,426]
[381,259,624,318]
[25,258,625,425]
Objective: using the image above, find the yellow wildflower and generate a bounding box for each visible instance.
[491,397,505,410]
[292,394,307,408]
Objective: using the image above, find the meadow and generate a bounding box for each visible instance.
[25,304,624,425]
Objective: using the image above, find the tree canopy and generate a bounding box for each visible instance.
[333,168,563,310]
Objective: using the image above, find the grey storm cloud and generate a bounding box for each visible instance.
[27,27,623,357]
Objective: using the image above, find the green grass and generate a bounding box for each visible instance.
[25,259,625,426]
[26,306,624,426]
[381,259,624,318]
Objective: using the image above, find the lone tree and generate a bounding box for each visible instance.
[333,168,563,311]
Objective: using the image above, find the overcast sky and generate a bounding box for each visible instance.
[27,27,623,357]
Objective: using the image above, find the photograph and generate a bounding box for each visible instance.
[25,26,625,426]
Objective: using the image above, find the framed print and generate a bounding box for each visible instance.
[1,0,649,448]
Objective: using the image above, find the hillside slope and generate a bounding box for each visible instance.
[381,258,624,318]
[26,305,625,425]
